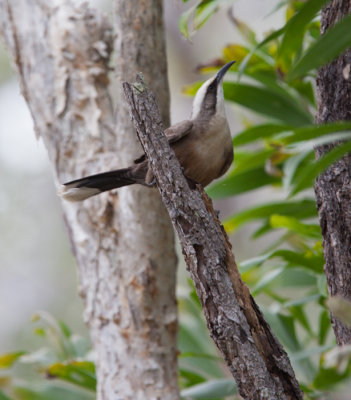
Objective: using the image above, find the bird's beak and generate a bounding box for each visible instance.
[216,60,236,83]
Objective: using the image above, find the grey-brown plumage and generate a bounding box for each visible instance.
[59,61,235,202]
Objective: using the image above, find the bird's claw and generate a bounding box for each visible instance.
[145,178,156,187]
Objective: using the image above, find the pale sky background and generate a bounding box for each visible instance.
[0,0,283,352]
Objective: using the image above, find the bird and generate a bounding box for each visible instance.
[59,60,235,202]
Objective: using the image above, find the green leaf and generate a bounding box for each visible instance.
[223,82,312,126]
[14,384,95,400]
[179,352,222,361]
[243,68,294,98]
[234,123,291,146]
[178,324,206,355]
[58,321,71,338]
[279,267,317,288]
[288,13,351,80]
[289,80,316,105]
[276,249,323,273]
[178,323,223,378]
[239,252,274,272]
[238,26,287,79]
[252,267,285,294]
[291,140,351,195]
[0,389,13,400]
[193,0,220,30]
[278,0,328,65]
[291,344,333,361]
[284,122,351,144]
[289,305,313,334]
[313,367,349,390]
[318,309,331,345]
[282,150,313,191]
[69,335,90,358]
[239,249,323,275]
[19,347,56,365]
[232,148,275,174]
[270,215,321,239]
[222,44,252,64]
[0,352,25,369]
[251,221,272,238]
[264,312,300,351]
[180,379,237,399]
[31,312,73,359]
[47,361,96,391]
[207,167,280,199]
[317,274,328,297]
[179,5,196,39]
[283,293,321,308]
[224,199,317,233]
[179,368,206,388]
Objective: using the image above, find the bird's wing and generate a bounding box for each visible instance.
[165,120,193,144]
[134,120,193,164]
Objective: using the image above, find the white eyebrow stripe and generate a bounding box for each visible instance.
[191,77,215,119]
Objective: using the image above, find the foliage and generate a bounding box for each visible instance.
[0,312,95,400]
[0,303,236,399]
[180,0,351,398]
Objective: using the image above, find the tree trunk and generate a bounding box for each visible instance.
[315,0,351,345]
[0,0,179,398]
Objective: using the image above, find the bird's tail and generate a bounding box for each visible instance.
[58,165,147,202]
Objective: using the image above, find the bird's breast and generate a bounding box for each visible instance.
[173,119,233,187]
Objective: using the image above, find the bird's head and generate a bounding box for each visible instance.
[191,60,235,121]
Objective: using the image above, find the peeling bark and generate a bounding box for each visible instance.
[123,75,303,400]
[315,0,351,345]
[0,1,179,399]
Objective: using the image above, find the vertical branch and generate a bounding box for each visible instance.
[123,75,303,400]
[315,0,351,345]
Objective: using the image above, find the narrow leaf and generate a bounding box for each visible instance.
[291,344,333,361]
[179,5,196,39]
[180,379,237,399]
[279,0,328,63]
[47,361,96,391]
[223,82,312,126]
[288,13,351,80]
[238,27,286,79]
[0,352,25,369]
[233,148,275,174]
[179,368,206,388]
[264,312,300,351]
[0,390,13,400]
[234,123,291,146]
[207,167,280,199]
[194,0,220,30]
[284,122,351,144]
[253,267,285,293]
[291,140,351,195]
[319,310,331,345]
[270,215,321,238]
[14,384,95,400]
[224,199,317,233]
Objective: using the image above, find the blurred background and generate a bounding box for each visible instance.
[0,0,284,353]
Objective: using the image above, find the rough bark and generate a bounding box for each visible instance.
[0,1,179,399]
[315,0,351,345]
[123,75,303,400]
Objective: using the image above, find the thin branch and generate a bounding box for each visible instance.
[123,74,303,400]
